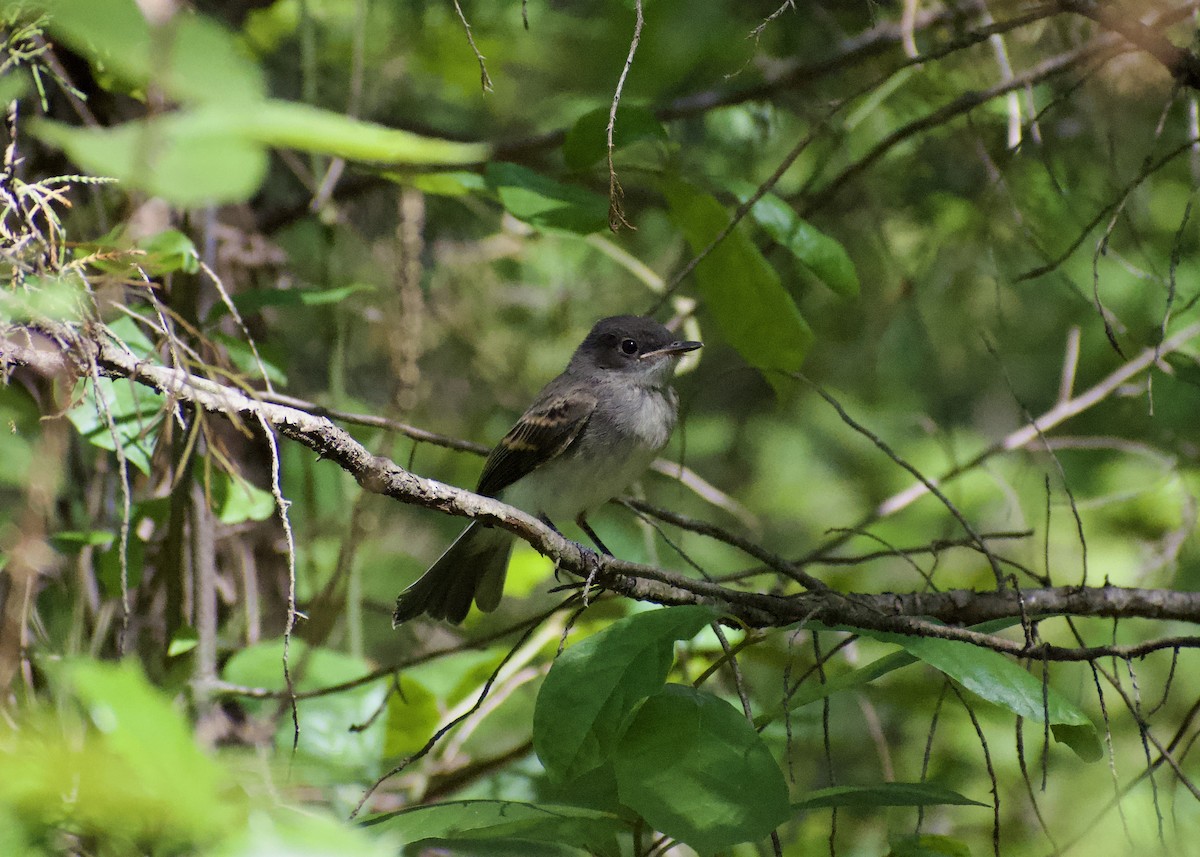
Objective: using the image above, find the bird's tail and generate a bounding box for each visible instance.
[392,522,513,625]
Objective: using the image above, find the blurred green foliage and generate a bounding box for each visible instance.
[5,0,1200,854]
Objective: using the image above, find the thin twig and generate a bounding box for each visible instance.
[606,0,643,231]
[452,0,492,93]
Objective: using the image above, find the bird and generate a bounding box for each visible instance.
[392,315,702,624]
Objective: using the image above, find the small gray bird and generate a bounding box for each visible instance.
[393,315,702,624]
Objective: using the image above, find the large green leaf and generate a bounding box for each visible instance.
[364,800,622,857]
[32,102,489,206]
[613,684,791,853]
[34,0,265,104]
[732,184,860,298]
[0,660,240,847]
[486,162,609,234]
[663,178,812,395]
[229,101,490,165]
[533,605,717,781]
[66,376,165,476]
[856,629,1101,761]
[32,112,268,205]
[562,105,668,170]
[794,782,985,809]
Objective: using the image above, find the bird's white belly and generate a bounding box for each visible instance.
[500,385,675,523]
[503,442,660,521]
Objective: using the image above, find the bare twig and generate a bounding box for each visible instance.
[606,0,643,231]
[452,0,493,93]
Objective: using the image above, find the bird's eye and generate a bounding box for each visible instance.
[620,338,638,355]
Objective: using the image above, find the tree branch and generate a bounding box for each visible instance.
[1056,0,1200,90]
[6,321,1200,663]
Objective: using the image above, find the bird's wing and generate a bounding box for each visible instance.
[475,389,597,497]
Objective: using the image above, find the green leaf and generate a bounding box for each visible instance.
[856,629,1101,761]
[613,684,791,853]
[32,102,487,205]
[93,498,168,594]
[0,273,89,322]
[364,800,622,857]
[66,376,165,476]
[34,0,266,104]
[225,807,396,857]
[222,639,390,775]
[486,162,609,234]
[562,105,668,170]
[533,605,718,781]
[210,470,276,524]
[733,184,860,298]
[50,529,115,551]
[136,229,199,275]
[31,112,268,205]
[13,660,240,844]
[226,100,490,165]
[794,782,985,810]
[211,334,288,387]
[888,833,973,857]
[402,170,489,197]
[167,625,198,657]
[383,676,441,758]
[221,282,375,318]
[0,69,30,105]
[662,178,813,395]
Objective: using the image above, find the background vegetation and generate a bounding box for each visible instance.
[4,0,1200,854]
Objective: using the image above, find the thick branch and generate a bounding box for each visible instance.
[4,322,1200,661]
[1056,0,1200,89]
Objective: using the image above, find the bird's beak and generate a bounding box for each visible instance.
[641,340,703,360]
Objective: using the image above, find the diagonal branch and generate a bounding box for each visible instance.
[6,322,1200,662]
[1056,0,1200,89]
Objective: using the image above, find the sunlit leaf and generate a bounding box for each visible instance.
[136,229,200,275]
[0,273,89,322]
[733,184,860,298]
[66,376,165,476]
[401,170,489,197]
[33,0,266,104]
[486,162,609,234]
[228,100,490,165]
[32,102,489,205]
[222,639,390,775]
[383,677,440,758]
[663,177,812,395]
[0,660,241,847]
[31,112,268,205]
[210,470,276,524]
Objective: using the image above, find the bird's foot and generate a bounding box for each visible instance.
[578,543,603,607]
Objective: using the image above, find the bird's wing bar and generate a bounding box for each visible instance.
[475,391,597,497]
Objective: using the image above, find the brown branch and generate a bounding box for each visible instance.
[605,0,643,232]
[1056,0,1200,89]
[803,2,1200,215]
[7,322,1200,664]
